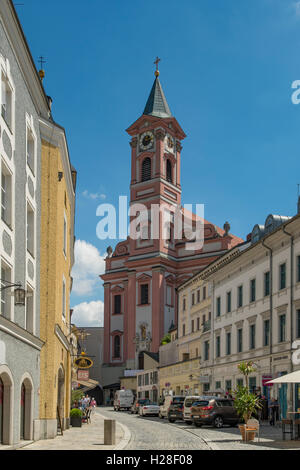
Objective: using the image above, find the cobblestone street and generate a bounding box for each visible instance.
[99,408,300,451]
[98,408,210,450]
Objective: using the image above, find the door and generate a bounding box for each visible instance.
[20,383,25,440]
[0,378,3,444]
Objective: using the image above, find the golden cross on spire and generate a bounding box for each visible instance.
[154,56,161,77]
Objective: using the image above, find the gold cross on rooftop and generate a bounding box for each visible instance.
[154,57,161,77]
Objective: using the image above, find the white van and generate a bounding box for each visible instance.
[183,396,202,424]
[113,389,134,411]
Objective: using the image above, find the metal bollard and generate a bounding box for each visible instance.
[104,419,116,445]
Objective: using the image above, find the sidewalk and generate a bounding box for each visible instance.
[17,409,130,451]
[199,422,300,450]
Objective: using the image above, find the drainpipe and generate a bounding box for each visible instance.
[262,240,273,378]
[282,226,294,411]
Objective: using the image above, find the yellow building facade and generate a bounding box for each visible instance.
[39,119,76,438]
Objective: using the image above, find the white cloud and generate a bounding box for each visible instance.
[72,239,106,296]
[71,300,104,327]
[293,1,300,16]
[82,190,106,200]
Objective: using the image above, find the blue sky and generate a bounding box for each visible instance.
[17,0,300,325]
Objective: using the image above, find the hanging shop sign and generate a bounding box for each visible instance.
[74,353,93,369]
[77,369,89,381]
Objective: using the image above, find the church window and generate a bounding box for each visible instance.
[166,159,172,183]
[114,295,121,314]
[113,335,120,358]
[141,284,149,305]
[141,157,151,182]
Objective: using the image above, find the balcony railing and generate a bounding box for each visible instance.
[203,320,211,332]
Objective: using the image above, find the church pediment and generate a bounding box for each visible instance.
[111,285,125,293]
[137,273,152,283]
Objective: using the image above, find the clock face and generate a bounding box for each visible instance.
[140,131,154,151]
[165,134,174,152]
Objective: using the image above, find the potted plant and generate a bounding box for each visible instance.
[233,362,261,441]
[70,408,83,427]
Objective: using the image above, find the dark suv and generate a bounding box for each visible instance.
[167,396,185,423]
[191,397,239,428]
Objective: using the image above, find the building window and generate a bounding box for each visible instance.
[225,380,232,392]
[114,295,121,314]
[279,314,286,343]
[264,319,270,346]
[226,291,231,313]
[192,293,195,306]
[250,279,256,303]
[62,279,66,318]
[203,286,206,300]
[216,297,221,317]
[27,127,35,174]
[0,263,11,319]
[1,165,12,227]
[114,335,121,358]
[297,256,300,283]
[297,310,300,338]
[182,324,186,336]
[141,157,151,182]
[216,381,221,390]
[27,203,35,257]
[264,271,270,297]
[1,73,12,130]
[216,336,221,358]
[63,215,67,256]
[226,332,231,355]
[197,290,200,303]
[279,263,286,290]
[26,286,34,334]
[236,378,243,388]
[237,328,243,353]
[250,324,256,350]
[249,377,256,393]
[183,298,186,311]
[191,320,194,333]
[140,284,149,305]
[204,341,209,361]
[197,317,200,330]
[237,285,243,308]
[166,159,172,183]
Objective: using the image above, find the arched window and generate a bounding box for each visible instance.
[141,157,151,182]
[166,159,172,183]
[114,335,120,358]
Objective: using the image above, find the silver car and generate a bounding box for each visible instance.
[139,402,160,417]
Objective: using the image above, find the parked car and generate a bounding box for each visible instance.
[130,398,151,414]
[113,389,134,411]
[159,395,185,423]
[138,402,160,417]
[191,397,239,428]
[183,396,202,424]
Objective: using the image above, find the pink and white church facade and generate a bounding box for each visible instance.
[101,70,243,384]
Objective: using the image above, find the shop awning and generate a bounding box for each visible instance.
[76,378,100,392]
[267,370,300,384]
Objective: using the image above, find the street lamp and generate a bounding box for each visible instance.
[0,279,26,306]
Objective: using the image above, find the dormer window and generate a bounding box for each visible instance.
[141,157,151,182]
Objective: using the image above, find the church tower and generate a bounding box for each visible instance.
[101,63,243,384]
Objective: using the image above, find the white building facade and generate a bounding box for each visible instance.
[196,212,300,417]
